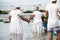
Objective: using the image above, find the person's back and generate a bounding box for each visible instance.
[9,5,30,40]
[33,11,42,23]
[10,9,22,22]
[29,7,44,39]
[46,3,60,28]
[46,3,60,20]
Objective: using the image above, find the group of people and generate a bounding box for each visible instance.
[8,0,60,40]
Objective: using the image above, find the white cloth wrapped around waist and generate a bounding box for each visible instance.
[47,19,59,28]
[10,17,23,34]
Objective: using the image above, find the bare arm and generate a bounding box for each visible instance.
[19,15,29,23]
[8,16,11,22]
[59,11,60,19]
[46,11,49,23]
[46,11,48,17]
[59,11,60,13]
[29,15,34,20]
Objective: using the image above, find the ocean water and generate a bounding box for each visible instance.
[0,14,57,40]
[0,21,33,40]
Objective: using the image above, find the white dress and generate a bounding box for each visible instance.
[9,10,23,40]
[46,3,60,30]
[32,11,44,39]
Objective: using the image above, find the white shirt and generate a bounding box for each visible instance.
[46,3,60,28]
[58,20,60,26]
[9,9,22,23]
[32,11,42,23]
[9,9,23,34]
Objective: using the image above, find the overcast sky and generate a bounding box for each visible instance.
[0,0,60,11]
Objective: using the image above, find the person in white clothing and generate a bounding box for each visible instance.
[58,12,60,26]
[8,5,29,40]
[29,7,43,39]
[46,0,60,40]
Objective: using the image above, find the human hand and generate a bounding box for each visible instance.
[9,20,11,23]
[26,19,30,23]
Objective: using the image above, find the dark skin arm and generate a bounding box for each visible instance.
[29,15,34,21]
[29,14,45,22]
[8,16,11,22]
[59,11,60,19]
[8,15,29,23]
[41,15,45,22]
[46,11,49,23]
[19,15,30,23]
[59,11,60,13]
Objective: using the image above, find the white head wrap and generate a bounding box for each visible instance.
[51,0,56,1]
[14,4,20,7]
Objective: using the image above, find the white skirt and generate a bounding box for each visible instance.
[10,21,23,34]
[9,21,23,40]
[33,21,44,34]
[10,33,23,40]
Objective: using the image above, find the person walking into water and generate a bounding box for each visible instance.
[8,4,29,40]
[29,7,43,40]
[46,0,60,40]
